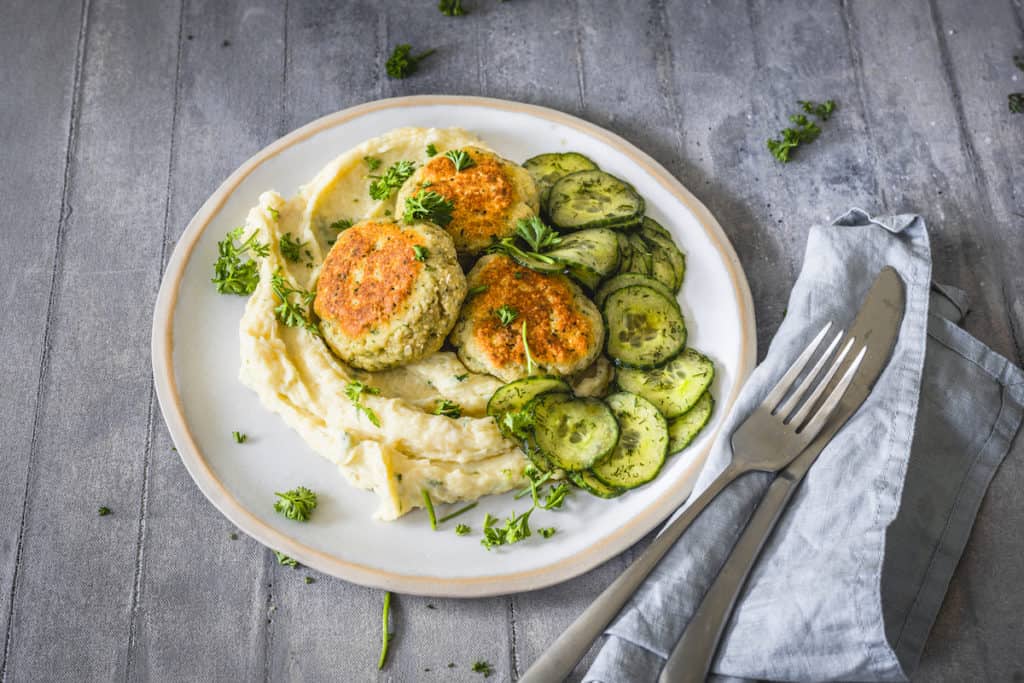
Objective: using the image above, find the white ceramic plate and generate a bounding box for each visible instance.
[152,96,755,597]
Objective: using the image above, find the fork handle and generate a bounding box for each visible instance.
[658,469,798,683]
[518,465,742,683]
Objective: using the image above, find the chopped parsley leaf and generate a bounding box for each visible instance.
[98,506,111,516]
[274,550,298,567]
[369,160,416,201]
[454,373,469,382]
[273,486,318,522]
[279,232,306,262]
[539,527,556,538]
[413,244,429,261]
[434,399,462,418]
[472,660,494,677]
[439,0,466,16]
[386,44,435,79]
[403,189,454,226]
[495,304,518,326]
[444,148,476,172]
[455,523,471,535]
[426,143,438,157]
[542,482,569,510]
[1010,93,1024,114]
[270,270,319,336]
[345,381,382,427]
[212,227,269,295]
[232,431,247,444]
[363,155,382,171]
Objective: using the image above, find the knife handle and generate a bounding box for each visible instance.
[658,469,800,683]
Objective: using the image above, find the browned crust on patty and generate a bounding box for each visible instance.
[466,256,596,371]
[314,220,423,339]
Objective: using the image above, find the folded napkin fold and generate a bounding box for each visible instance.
[585,209,1024,682]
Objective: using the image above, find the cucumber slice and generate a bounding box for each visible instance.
[615,349,715,419]
[487,376,571,438]
[548,170,645,231]
[569,470,624,499]
[567,264,601,291]
[603,285,687,368]
[591,392,668,490]
[624,233,653,276]
[646,239,679,292]
[522,152,599,209]
[532,394,619,472]
[596,273,678,309]
[545,228,621,282]
[668,390,714,454]
[640,218,686,291]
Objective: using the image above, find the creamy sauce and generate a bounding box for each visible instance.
[238,128,528,520]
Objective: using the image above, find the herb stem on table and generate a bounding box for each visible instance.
[378,591,392,670]
[421,489,437,530]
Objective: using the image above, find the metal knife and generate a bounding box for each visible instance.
[659,266,907,683]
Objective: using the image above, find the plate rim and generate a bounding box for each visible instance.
[151,95,756,597]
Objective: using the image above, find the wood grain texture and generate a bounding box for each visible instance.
[1,0,1022,681]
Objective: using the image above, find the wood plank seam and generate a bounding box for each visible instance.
[122,2,187,679]
[927,0,1019,364]
[0,0,91,678]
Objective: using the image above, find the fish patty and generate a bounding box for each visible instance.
[314,219,466,371]
[449,254,604,382]
[395,146,539,255]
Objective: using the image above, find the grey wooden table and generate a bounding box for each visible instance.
[2,0,1022,681]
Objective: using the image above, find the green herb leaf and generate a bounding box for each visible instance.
[270,270,320,336]
[426,143,438,157]
[434,399,462,418]
[403,189,455,226]
[500,410,533,441]
[273,486,318,522]
[468,284,488,297]
[279,232,306,263]
[304,576,315,584]
[369,160,416,200]
[378,591,392,669]
[364,155,382,171]
[539,527,556,538]
[515,216,562,252]
[232,431,247,444]
[345,380,382,427]
[542,482,569,510]
[481,508,533,550]
[439,0,466,16]
[413,244,430,261]
[266,206,280,221]
[472,660,494,677]
[495,304,518,326]
[444,148,476,172]
[212,227,269,295]
[328,218,353,233]
[767,100,835,163]
[98,506,111,516]
[385,44,435,79]
[455,523,471,535]
[797,99,837,121]
[274,550,298,567]
[1010,93,1024,114]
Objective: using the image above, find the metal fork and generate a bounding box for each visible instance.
[519,322,868,683]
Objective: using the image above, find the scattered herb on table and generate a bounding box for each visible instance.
[98,506,111,516]
[422,489,438,530]
[472,660,494,677]
[232,431,247,444]
[438,501,478,523]
[274,550,298,567]
[378,591,393,669]
[270,270,319,336]
[439,0,466,16]
[279,233,306,263]
[403,189,455,226]
[767,99,838,163]
[212,227,269,295]
[229,532,239,540]
[455,523,471,535]
[495,304,518,326]
[304,576,315,584]
[369,160,416,200]
[1010,93,1024,114]
[273,486,318,522]
[444,148,476,171]
[426,143,438,157]
[412,244,430,261]
[386,44,435,79]
[345,380,382,427]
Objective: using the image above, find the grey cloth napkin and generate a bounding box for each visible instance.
[584,209,1024,682]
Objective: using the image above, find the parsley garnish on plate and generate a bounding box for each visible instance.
[364,155,382,171]
[273,486,318,522]
[539,527,556,538]
[412,244,429,261]
[345,380,382,427]
[232,431,247,444]
[369,160,416,201]
[386,44,435,79]
[212,227,269,295]
[455,523,471,535]
[279,232,306,263]
[434,399,462,418]
[270,270,319,336]
[444,148,476,172]
[403,189,455,226]
[542,482,569,510]
[495,304,518,326]
[481,509,533,549]
[274,550,298,567]
[487,216,562,267]
[426,143,438,157]
[439,0,466,16]
[472,660,494,677]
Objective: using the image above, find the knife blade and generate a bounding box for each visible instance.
[659,266,906,683]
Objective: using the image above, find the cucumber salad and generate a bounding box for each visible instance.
[489,152,716,499]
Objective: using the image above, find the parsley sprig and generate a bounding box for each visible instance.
[212,227,269,295]
[481,509,533,549]
[274,550,299,567]
[270,270,319,336]
[434,399,462,418]
[273,486,318,522]
[345,380,382,427]
[386,44,435,79]
[369,160,416,200]
[279,232,306,263]
[403,189,455,226]
[444,149,476,172]
[472,660,494,677]
[767,99,837,163]
[487,216,562,266]
[495,304,518,326]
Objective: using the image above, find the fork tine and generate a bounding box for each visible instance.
[775,329,845,419]
[797,344,868,435]
[761,321,833,411]
[787,336,855,426]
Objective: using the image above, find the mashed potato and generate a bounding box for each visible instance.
[238,128,528,520]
